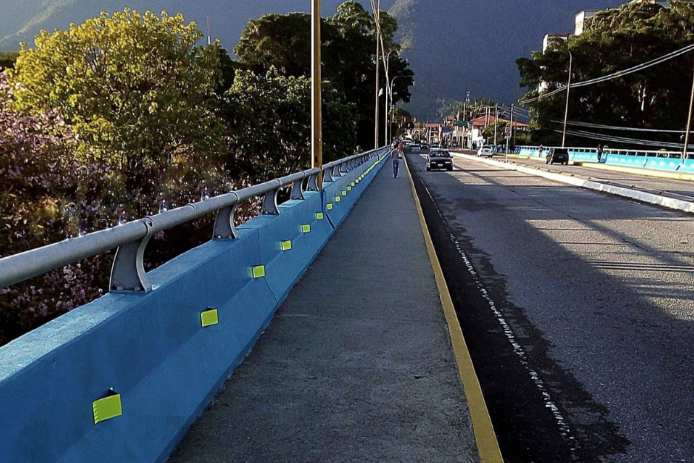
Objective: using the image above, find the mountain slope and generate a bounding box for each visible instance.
[391,0,625,119]
[0,0,397,50]
[2,0,628,120]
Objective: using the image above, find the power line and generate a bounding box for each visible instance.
[551,128,687,149]
[549,119,691,134]
[519,41,694,104]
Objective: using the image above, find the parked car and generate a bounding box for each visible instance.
[426,149,453,171]
[420,143,429,152]
[477,146,494,157]
[410,143,421,153]
[546,148,570,165]
[430,142,440,149]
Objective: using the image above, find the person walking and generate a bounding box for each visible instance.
[597,144,603,163]
[392,143,403,178]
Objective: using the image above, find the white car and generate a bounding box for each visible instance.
[477,146,494,157]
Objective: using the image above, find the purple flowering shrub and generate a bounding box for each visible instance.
[0,72,261,346]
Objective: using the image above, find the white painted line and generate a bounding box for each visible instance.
[452,153,694,214]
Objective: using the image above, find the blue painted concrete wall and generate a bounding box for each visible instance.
[0,153,387,463]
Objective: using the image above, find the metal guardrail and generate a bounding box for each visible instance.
[0,149,387,293]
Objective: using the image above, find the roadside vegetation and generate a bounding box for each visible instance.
[0,2,413,345]
[517,1,694,147]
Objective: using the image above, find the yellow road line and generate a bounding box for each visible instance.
[404,158,504,463]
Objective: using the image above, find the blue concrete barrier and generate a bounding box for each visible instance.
[239,191,332,304]
[325,153,386,228]
[644,157,682,171]
[517,145,694,173]
[0,151,387,463]
[679,159,694,173]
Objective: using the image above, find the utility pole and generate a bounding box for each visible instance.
[507,104,513,162]
[562,51,573,148]
[494,104,498,146]
[683,64,694,160]
[311,0,322,189]
[372,1,381,149]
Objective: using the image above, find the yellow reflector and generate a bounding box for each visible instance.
[347,186,352,191]
[351,182,355,187]
[281,240,292,251]
[252,266,265,278]
[341,190,347,196]
[327,203,334,210]
[201,309,219,327]
[93,391,122,424]
[316,212,324,220]
[335,197,341,202]
[302,224,311,233]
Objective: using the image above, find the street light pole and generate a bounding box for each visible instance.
[372,1,382,149]
[562,50,573,148]
[384,49,397,145]
[682,64,694,160]
[311,0,322,189]
[494,104,498,146]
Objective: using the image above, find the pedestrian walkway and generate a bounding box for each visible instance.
[167,158,492,462]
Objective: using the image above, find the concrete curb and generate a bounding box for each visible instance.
[452,153,694,214]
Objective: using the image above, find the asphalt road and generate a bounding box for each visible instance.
[407,152,694,462]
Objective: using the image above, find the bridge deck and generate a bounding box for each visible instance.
[167,160,483,462]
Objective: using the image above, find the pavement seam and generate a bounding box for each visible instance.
[403,156,504,463]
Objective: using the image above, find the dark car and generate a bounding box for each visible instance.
[426,149,453,171]
[546,148,569,165]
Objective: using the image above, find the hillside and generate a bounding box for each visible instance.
[0,1,397,50]
[1,0,629,120]
[390,0,625,119]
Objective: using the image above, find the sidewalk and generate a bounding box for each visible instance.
[167,158,486,462]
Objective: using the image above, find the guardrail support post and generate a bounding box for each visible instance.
[213,194,240,239]
[291,177,306,200]
[110,218,155,292]
[307,172,320,190]
[261,184,281,215]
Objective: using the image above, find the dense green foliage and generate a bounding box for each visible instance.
[234,1,414,149]
[223,69,356,180]
[9,10,223,177]
[517,2,694,147]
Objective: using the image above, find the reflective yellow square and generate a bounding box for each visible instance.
[201,309,219,327]
[93,392,122,424]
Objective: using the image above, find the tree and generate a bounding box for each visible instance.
[233,1,414,150]
[223,69,356,180]
[517,2,694,147]
[8,9,224,180]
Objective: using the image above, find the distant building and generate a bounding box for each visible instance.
[575,10,598,35]
[543,33,571,52]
